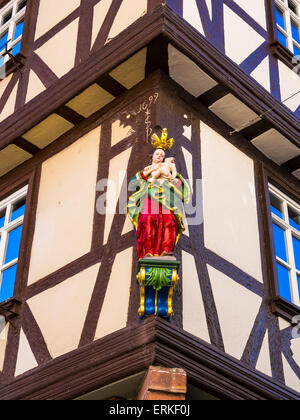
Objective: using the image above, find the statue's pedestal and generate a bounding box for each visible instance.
[136,257,180,318]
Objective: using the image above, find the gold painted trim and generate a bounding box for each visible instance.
[167,269,178,317]
[138,266,146,317]
[155,289,158,316]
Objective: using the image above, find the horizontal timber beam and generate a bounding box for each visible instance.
[0,317,298,400]
[0,4,299,152]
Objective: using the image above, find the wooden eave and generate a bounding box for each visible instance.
[0,317,298,400]
[0,5,299,146]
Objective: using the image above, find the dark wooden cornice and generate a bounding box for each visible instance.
[0,317,298,400]
[0,4,299,153]
[161,6,300,147]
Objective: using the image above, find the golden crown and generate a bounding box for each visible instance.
[151,128,175,151]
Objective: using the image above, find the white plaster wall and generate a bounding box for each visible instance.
[107,0,147,40]
[223,4,265,66]
[0,81,18,123]
[94,248,133,340]
[25,70,46,104]
[35,0,80,40]
[15,330,38,377]
[182,251,210,343]
[278,61,300,113]
[200,121,263,283]
[208,265,262,361]
[28,127,101,285]
[234,0,267,30]
[27,263,100,360]
[103,147,132,244]
[35,19,79,79]
[0,322,9,372]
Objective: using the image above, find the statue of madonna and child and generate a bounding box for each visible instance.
[127,128,190,318]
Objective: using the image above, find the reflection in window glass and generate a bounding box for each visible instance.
[0,209,5,229]
[289,206,300,231]
[272,223,288,262]
[288,0,297,14]
[0,32,8,52]
[0,0,27,65]
[13,19,24,40]
[269,185,300,307]
[276,7,286,28]
[270,192,284,219]
[17,0,26,12]
[294,44,300,55]
[0,264,17,302]
[291,21,300,42]
[292,236,300,271]
[4,225,23,264]
[10,198,26,222]
[278,30,288,46]
[277,263,292,302]
[2,10,12,24]
[0,186,27,303]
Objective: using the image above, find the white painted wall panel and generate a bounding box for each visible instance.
[201,121,263,283]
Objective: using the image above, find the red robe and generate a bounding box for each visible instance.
[136,172,180,260]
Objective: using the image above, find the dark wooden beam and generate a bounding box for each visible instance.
[55,105,85,126]
[13,137,40,155]
[198,84,229,107]
[145,35,169,76]
[0,318,298,400]
[95,73,127,97]
[240,119,273,141]
[282,155,300,173]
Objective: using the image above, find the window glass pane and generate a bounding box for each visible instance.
[288,0,297,14]
[293,44,300,56]
[289,206,300,231]
[277,29,288,47]
[10,198,26,222]
[0,209,5,229]
[291,21,300,43]
[292,236,300,271]
[270,192,284,219]
[11,40,21,56]
[275,7,286,29]
[13,20,24,40]
[0,31,8,53]
[277,263,292,302]
[272,223,288,262]
[17,0,27,12]
[4,225,23,264]
[0,56,4,67]
[0,264,17,302]
[2,10,12,25]
[298,275,300,302]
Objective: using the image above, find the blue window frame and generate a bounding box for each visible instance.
[269,185,300,307]
[275,0,300,57]
[0,0,27,67]
[0,186,27,303]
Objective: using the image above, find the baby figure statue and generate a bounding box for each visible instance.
[144,157,177,184]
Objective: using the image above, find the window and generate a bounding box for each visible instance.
[0,0,27,67]
[275,0,300,56]
[269,184,300,307]
[0,186,27,303]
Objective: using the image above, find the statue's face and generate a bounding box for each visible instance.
[152,149,165,164]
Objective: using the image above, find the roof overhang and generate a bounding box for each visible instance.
[0,4,299,179]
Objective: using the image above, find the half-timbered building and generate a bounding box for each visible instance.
[0,0,299,400]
